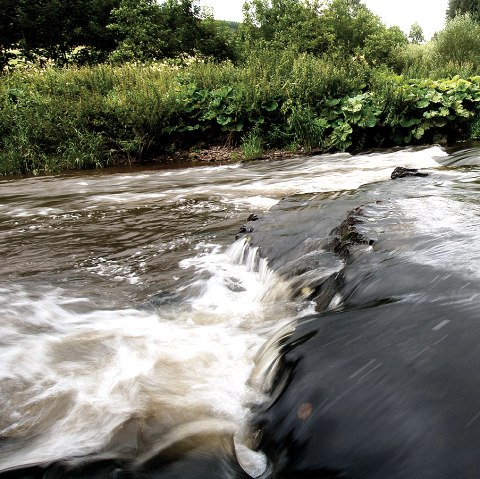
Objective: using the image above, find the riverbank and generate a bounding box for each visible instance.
[160,145,304,164]
[1,58,480,176]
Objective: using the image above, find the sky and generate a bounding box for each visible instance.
[199,0,449,40]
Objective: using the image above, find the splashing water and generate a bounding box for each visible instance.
[0,146,446,475]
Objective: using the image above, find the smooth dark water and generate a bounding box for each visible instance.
[1,145,480,478]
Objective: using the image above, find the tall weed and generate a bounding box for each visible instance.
[286,104,326,153]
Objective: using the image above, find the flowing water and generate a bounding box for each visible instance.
[1,145,479,478]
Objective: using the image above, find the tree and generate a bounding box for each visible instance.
[197,17,238,61]
[78,0,122,60]
[158,0,204,57]
[434,13,480,65]
[242,0,333,55]
[241,0,393,61]
[321,0,384,55]
[363,26,408,66]
[409,22,425,44]
[446,0,480,20]
[108,0,235,62]
[7,0,120,65]
[108,0,168,62]
[0,0,19,70]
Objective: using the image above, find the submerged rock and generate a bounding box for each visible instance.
[391,167,429,179]
[0,431,251,479]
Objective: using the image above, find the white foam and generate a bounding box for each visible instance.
[0,240,296,471]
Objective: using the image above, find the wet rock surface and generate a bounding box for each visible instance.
[236,171,480,478]
[391,166,429,179]
[328,206,372,259]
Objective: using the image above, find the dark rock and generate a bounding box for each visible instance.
[235,214,261,240]
[147,291,180,307]
[0,433,249,479]
[235,225,254,240]
[312,272,344,312]
[391,167,428,179]
[328,206,371,259]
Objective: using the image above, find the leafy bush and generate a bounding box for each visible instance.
[370,75,480,145]
[107,0,235,64]
[390,43,435,78]
[362,26,408,67]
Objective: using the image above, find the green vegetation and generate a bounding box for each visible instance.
[2,0,480,175]
[0,0,236,69]
[0,0,120,68]
[446,0,480,20]
[108,0,235,63]
[242,127,264,160]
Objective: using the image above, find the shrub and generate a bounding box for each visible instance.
[362,26,408,67]
[390,42,435,78]
[432,14,480,69]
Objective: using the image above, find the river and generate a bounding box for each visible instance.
[1,145,479,478]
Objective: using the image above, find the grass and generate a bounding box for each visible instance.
[241,127,263,160]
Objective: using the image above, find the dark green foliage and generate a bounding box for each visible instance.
[108,0,235,63]
[107,0,168,62]
[242,127,263,160]
[446,0,480,20]
[194,17,238,62]
[241,0,406,68]
[10,0,120,65]
[321,0,383,55]
[241,0,384,56]
[286,104,328,152]
[0,0,235,69]
[370,74,480,145]
[242,0,333,55]
[363,26,408,67]
[0,0,19,70]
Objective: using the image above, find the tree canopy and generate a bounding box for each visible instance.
[3,0,120,64]
[241,0,407,66]
[434,13,480,64]
[0,0,235,67]
[0,0,477,72]
[241,0,332,54]
[0,0,18,69]
[408,22,425,44]
[446,0,480,20]
[108,0,236,62]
